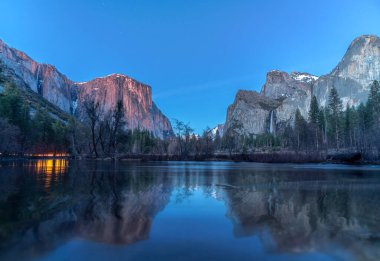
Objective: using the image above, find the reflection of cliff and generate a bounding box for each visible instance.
[75,180,170,245]
[222,172,380,261]
[2,162,380,261]
[0,161,172,259]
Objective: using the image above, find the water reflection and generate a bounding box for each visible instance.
[0,161,379,261]
[35,159,68,190]
[35,159,68,174]
[223,174,380,260]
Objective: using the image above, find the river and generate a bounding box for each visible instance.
[0,160,379,261]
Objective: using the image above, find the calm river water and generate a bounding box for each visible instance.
[0,160,379,261]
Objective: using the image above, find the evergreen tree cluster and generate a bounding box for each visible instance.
[0,82,68,155]
[287,81,380,158]
[223,80,380,160]
[0,82,165,157]
[212,80,380,161]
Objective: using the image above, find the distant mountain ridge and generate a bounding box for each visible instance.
[224,35,380,137]
[0,39,173,138]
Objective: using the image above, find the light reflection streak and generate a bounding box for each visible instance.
[34,159,68,190]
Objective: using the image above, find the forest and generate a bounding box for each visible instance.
[223,80,380,161]
[0,79,380,162]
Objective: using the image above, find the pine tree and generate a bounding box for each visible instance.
[344,105,353,148]
[294,109,307,150]
[52,121,68,155]
[0,82,30,132]
[357,103,368,149]
[32,107,55,151]
[327,87,343,150]
[308,96,320,150]
[309,96,320,124]
[367,80,380,127]
[363,80,380,153]
[368,80,380,110]
[318,108,327,146]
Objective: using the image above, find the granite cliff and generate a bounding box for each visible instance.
[0,39,173,138]
[224,35,380,137]
[314,35,380,108]
[74,74,173,138]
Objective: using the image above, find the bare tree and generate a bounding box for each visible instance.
[67,117,89,156]
[202,127,214,157]
[98,118,110,155]
[173,119,194,157]
[84,97,100,157]
[109,100,124,155]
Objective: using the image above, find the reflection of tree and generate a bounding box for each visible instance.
[1,162,380,261]
[171,165,224,203]
[222,169,380,261]
[0,160,172,260]
[77,168,171,245]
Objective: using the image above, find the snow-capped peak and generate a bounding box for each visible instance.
[291,72,319,83]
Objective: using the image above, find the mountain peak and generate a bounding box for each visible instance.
[349,34,380,47]
[343,34,380,57]
[312,35,380,108]
[330,34,380,85]
[102,73,128,79]
[290,72,319,83]
[76,73,149,87]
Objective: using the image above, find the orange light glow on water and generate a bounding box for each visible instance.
[35,159,68,190]
[36,159,68,174]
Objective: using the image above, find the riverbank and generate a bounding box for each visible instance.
[0,150,376,164]
[115,150,370,164]
[115,151,326,163]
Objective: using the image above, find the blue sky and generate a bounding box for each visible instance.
[0,0,379,132]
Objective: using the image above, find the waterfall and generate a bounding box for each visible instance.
[269,110,274,134]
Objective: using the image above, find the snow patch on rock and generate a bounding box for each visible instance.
[291,72,319,83]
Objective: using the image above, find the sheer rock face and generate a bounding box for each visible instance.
[0,39,74,112]
[225,35,380,137]
[224,72,314,136]
[0,39,173,138]
[314,35,380,108]
[75,74,173,138]
[261,71,316,100]
[224,90,280,135]
[262,71,315,130]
